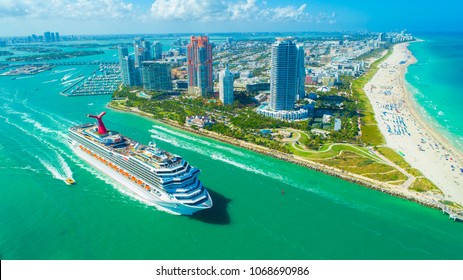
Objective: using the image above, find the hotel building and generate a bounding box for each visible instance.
[187,36,213,97]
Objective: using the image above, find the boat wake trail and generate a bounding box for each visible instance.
[20,113,67,139]
[53,68,76,74]
[0,107,74,183]
[57,153,73,179]
[0,166,40,174]
[21,102,78,128]
[210,152,285,182]
[151,125,247,157]
[151,127,289,183]
[150,131,179,146]
[35,155,67,181]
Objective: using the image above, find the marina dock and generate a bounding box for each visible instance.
[60,64,120,97]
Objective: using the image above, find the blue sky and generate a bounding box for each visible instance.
[0,0,461,36]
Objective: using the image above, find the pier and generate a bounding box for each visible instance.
[438,203,463,222]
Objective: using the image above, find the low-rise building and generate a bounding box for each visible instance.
[185,115,215,128]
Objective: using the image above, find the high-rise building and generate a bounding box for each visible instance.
[118,46,139,87]
[133,38,143,67]
[296,45,306,100]
[187,36,213,97]
[133,38,151,67]
[141,61,172,91]
[219,64,234,105]
[55,32,60,42]
[142,40,151,61]
[151,41,163,60]
[50,32,56,42]
[120,56,137,86]
[44,32,51,43]
[269,38,305,111]
[117,46,128,65]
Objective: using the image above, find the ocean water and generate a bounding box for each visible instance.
[1,38,463,260]
[406,33,463,151]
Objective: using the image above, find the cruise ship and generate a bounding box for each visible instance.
[68,112,212,215]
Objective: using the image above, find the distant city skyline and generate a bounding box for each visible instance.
[1,0,462,37]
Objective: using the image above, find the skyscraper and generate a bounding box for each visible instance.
[141,61,172,91]
[187,36,213,97]
[50,32,56,42]
[142,40,151,61]
[55,32,60,42]
[44,32,51,43]
[133,38,151,67]
[269,38,305,111]
[117,46,128,65]
[121,56,137,86]
[219,65,234,105]
[296,45,306,100]
[151,41,163,60]
[118,46,139,87]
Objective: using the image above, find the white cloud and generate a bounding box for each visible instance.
[149,0,336,23]
[0,0,134,19]
[149,0,227,21]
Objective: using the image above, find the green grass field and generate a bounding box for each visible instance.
[351,49,393,146]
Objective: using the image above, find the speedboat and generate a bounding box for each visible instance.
[65,178,75,185]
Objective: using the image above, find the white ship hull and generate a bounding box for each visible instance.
[70,140,210,215]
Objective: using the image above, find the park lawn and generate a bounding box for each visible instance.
[376,146,411,169]
[314,151,407,183]
[288,142,373,160]
[410,178,443,195]
[362,170,408,182]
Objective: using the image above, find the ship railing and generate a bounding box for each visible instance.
[174,188,203,199]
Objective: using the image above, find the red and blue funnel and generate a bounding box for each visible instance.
[87,112,108,134]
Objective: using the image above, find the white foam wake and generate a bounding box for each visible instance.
[53,68,76,74]
[210,152,285,182]
[151,125,247,157]
[0,165,40,174]
[150,133,179,146]
[56,152,73,178]
[20,103,74,129]
[35,156,66,181]
[20,114,66,139]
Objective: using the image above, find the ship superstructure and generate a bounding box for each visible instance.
[68,112,212,215]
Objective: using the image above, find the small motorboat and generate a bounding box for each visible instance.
[65,178,75,185]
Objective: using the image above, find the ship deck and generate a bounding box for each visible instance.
[71,124,182,169]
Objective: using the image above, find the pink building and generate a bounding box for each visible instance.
[187,36,213,97]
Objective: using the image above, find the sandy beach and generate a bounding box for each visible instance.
[364,42,463,205]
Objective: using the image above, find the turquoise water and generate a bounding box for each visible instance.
[406,33,463,151]
[1,38,463,260]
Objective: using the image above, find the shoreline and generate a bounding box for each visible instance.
[401,43,463,163]
[107,103,450,213]
[364,42,463,206]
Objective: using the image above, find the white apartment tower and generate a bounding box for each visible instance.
[219,64,234,105]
